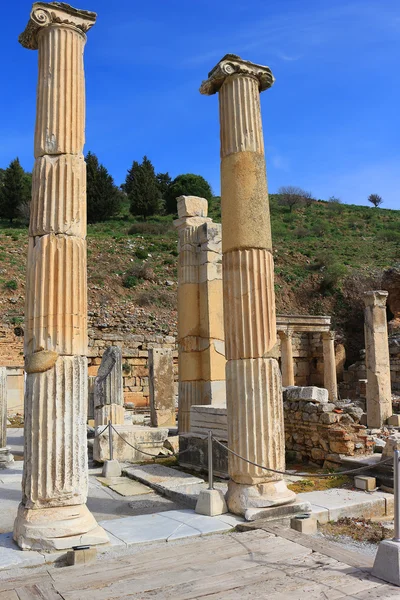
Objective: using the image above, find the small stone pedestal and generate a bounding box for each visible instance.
[195,489,228,516]
[372,539,400,586]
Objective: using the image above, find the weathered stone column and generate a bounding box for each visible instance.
[174,196,226,432]
[94,346,125,426]
[149,348,176,427]
[15,2,108,551]
[279,331,295,387]
[364,291,392,428]
[322,331,338,402]
[0,367,13,466]
[200,55,295,515]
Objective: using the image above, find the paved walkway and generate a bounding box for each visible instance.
[0,528,398,599]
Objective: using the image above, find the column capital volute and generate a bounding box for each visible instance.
[364,290,388,308]
[278,328,294,340]
[322,330,335,341]
[200,54,275,96]
[19,2,96,50]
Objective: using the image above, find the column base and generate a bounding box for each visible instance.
[13,503,109,552]
[226,479,296,517]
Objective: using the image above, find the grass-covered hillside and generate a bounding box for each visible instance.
[1,196,399,363]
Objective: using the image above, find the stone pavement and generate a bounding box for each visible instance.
[0,529,399,599]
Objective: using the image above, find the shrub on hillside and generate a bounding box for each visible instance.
[128,222,173,236]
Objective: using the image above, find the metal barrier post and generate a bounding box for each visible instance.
[394,449,400,542]
[108,419,113,462]
[208,430,214,490]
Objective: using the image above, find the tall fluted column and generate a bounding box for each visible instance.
[364,291,392,428]
[0,367,13,466]
[279,331,295,387]
[200,55,295,515]
[322,331,338,402]
[14,2,108,551]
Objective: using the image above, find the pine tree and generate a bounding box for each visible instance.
[0,158,30,223]
[86,151,122,223]
[127,156,163,220]
[156,172,171,199]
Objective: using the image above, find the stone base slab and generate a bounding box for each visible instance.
[245,500,312,522]
[195,489,228,516]
[93,425,169,463]
[226,479,297,517]
[372,539,400,586]
[13,503,109,552]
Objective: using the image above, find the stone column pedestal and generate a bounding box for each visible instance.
[174,196,226,433]
[14,2,108,551]
[279,331,295,387]
[364,291,392,428]
[200,55,295,516]
[149,348,176,428]
[322,331,338,402]
[0,367,13,467]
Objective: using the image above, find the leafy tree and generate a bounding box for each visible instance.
[86,152,122,223]
[127,156,163,220]
[277,186,314,212]
[156,172,172,199]
[18,171,33,224]
[368,193,383,208]
[165,173,212,214]
[0,158,30,223]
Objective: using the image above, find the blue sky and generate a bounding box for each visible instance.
[1,0,399,208]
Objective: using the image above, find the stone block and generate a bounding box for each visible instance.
[102,459,121,478]
[94,425,169,463]
[372,539,400,586]
[195,489,228,516]
[388,415,400,427]
[95,403,125,427]
[66,547,97,566]
[177,195,208,219]
[290,515,317,534]
[149,348,175,428]
[354,476,376,491]
[283,386,328,404]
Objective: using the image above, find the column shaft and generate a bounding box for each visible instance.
[322,332,338,403]
[279,332,295,387]
[364,291,392,428]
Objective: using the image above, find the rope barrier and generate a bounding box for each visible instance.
[212,435,393,478]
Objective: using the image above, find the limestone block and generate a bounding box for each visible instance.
[66,547,97,566]
[95,403,125,427]
[93,425,169,463]
[177,196,208,219]
[102,459,121,478]
[201,340,226,382]
[283,386,328,403]
[290,515,317,534]
[149,348,175,428]
[178,351,202,382]
[372,539,400,586]
[381,434,400,459]
[195,489,227,516]
[178,381,204,433]
[30,155,86,238]
[22,356,88,509]
[388,415,400,426]
[354,476,376,491]
[226,358,285,485]
[223,249,276,359]
[177,284,200,340]
[34,25,87,157]
[25,235,88,356]
[199,279,224,340]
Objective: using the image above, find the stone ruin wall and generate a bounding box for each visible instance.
[277,331,328,387]
[283,396,374,466]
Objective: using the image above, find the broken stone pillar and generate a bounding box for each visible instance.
[278,331,295,387]
[200,55,296,515]
[364,291,392,428]
[0,367,13,466]
[322,331,338,402]
[149,348,176,428]
[15,2,108,551]
[94,346,124,426]
[174,196,226,432]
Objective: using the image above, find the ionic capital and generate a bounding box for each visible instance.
[19,2,96,50]
[200,54,275,96]
[364,290,388,308]
[278,329,294,341]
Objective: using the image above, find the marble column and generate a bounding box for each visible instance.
[174,196,226,432]
[149,349,176,428]
[322,331,338,402]
[0,367,13,466]
[15,2,108,551]
[279,331,295,387]
[94,346,125,426]
[200,55,295,515]
[364,291,392,428]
